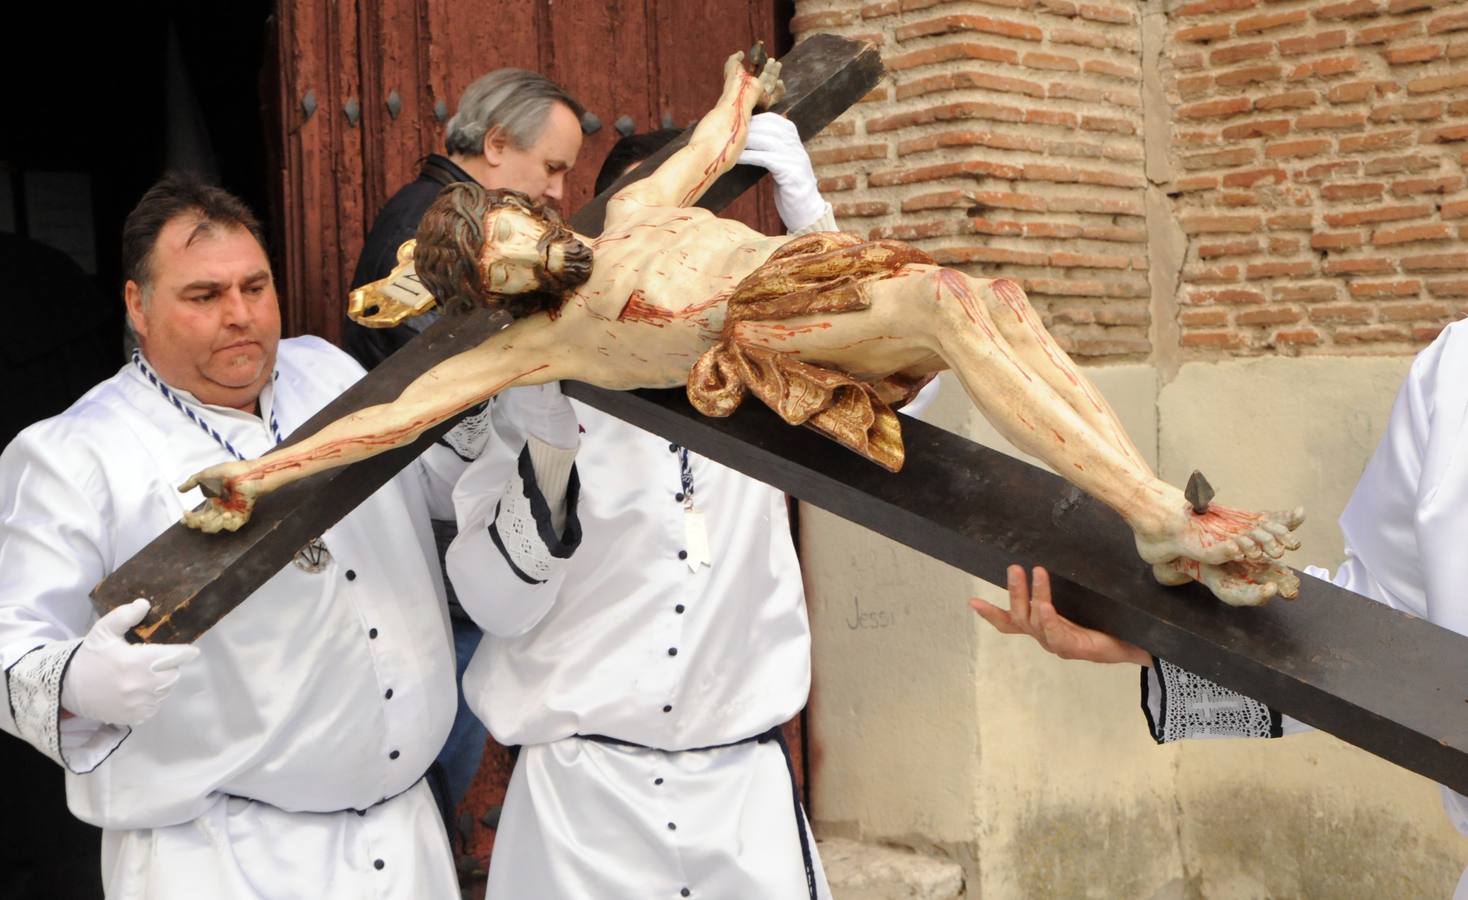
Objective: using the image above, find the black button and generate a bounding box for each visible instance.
[384,688,393,700]
[667,821,677,831]
[667,647,678,657]
[373,859,384,871]
[655,777,664,785]
[662,704,673,713]
[677,550,688,560]
[675,604,685,614]
[389,750,400,760]
[369,627,379,639]
[356,809,366,817]
[681,890,691,898]
[345,569,357,581]
[674,492,685,502]
[668,443,678,452]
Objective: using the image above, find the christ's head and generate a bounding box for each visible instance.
[414,182,593,320]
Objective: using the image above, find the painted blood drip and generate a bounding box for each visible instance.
[936,270,1031,382]
[679,76,754,207]
[618,291,675,327]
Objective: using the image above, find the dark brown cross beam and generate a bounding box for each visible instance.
[91,32,885,643]
[560,382,1468,798]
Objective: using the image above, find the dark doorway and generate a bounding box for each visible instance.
[0,4,271,897]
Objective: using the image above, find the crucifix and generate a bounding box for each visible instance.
[92,34,1468,797]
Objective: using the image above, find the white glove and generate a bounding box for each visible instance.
[494,381,580,450]
[738,113,829,232]
[60,599,201,727]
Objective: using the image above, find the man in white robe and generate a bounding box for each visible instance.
[443,116,880,899]
[970,318,1468,897]
[0,174,477,899]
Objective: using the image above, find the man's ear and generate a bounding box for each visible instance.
[482,125,508,166]
[124,280,148,340]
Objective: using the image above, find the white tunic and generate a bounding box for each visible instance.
[447,398,829,899]
[0,336,462,899]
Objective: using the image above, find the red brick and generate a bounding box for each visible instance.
[1179,308,1232,326]
[969,217,1025,237]
[869,220,960,241]
[1049,81,1107,104]
[1324,202,1433,225]
[1177,174,1222,191]
[1313,0,1382,20]
[1442,199,1468,219]
[898,129,1046,156]
[895,14,1044,42]
[1308,301,1372,320]
[1224,166,1288,187]
[1050,251,1134,270]
[790,9,858,30]
[1339,129,1414,152]
[967,190,1050,212]
[1082,224,1149,243]
[1248,260,1317,277]
[808,144,890,166]
[1362,153,1442,174]
[1349,279,1423,296]
[834,201,890,218]
[1211,42,1275,65]
[860,1,900,18]
[1427,10,1468,34]
[866,101,1025,132]
[1356,21,1423,44]
[1177,97,1254,120]
[929,246,1050,266]
[1048,195,1146,215]
[1221,191,1264,207]
[1296,111,1368,130]
[1278,30,1350,55]
[1084,59,1141,80]
[1182,331,1249,349]
[896,71,1048,101]
[1385,43,1446,64]
[1181,214,1264,233]
[1422,124,1468,143]
[1176,0,1259,16]
[1389,0,1453,12]
[1379,302,1450,320]
[1052,26,1109,48]
[1374,221,1456,242]
[1280,284,1342,302]
[1255,89,1320,110]
[1392,175,1466,195]
[1336,324,1413,342]
[1020,221,1078,239]
[1026,108,1080,128]
[1401,252,1468,271]
[1021,163,1144,188]
[1312,230,1368,248]
[1238,9,1309,33]
[1369,100,1445,122]
[1189,287,1269,303]
[1287,55,1363,80]
[1426,278,1468,296]
[1266,138,1333,158]
[1271,328,1323,345]
[1408,70,1468,94]
[1269,212,1315,229]
[1271,235,1304,254]
[1217,64,1284,87]
[1237,307,1304,325]
[871,159,1024,187]
[1328,80,1394,103]
[1022,51,1081,72]
[1178,22,1232,42]
[1186,263,1244,282]
[1298,159,1363,181]
[1079,3,1136,24]
[901,190,970,212]
[1079,114,1136,134]
[888,43,1020,71]
[1222,118,1292,139]
[1198,239,1263,258]
[1324,256,1396,274]
[1321,182,1385,200]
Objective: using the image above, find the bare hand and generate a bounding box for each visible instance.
[969,565,1151,667]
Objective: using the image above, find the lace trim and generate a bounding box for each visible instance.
[488,444,582,584]
[1149,658,1279,742]
[437,400,493,462]
[6,641,80,767]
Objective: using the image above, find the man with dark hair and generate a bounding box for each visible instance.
[0,173,479,898]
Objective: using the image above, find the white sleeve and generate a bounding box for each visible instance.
[0,429,129,771]
[788,201,836,236]
[445,399,582,638]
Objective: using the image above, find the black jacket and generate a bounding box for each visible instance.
[342,154,475,371]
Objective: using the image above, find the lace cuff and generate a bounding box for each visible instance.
[487,443,583,584]
[5,640,128,772]
[437,400,493,462]
[1141,657,1282,744]
[790,202,836,236]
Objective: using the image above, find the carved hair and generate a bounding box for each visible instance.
[445,68,584,157]
[414,182,591,319]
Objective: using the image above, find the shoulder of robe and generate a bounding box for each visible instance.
[275,335,368,397]
[1,376,139,486]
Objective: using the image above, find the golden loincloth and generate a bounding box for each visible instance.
[687,232,935,472]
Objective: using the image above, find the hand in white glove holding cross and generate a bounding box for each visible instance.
[61,598,201,727]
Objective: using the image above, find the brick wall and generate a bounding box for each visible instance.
[792,0,1468,359]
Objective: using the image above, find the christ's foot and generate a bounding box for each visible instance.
[1153,557,1301,607]
[179,462,262,533]
[1133,495,1304,567]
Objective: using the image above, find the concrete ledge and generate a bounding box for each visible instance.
[818,837,965,900]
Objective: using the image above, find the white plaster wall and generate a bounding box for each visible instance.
[804,359,1468,898]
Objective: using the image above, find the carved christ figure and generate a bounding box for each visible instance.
[181,51,1304,607]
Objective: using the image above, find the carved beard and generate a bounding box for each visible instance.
[535,225,594,293]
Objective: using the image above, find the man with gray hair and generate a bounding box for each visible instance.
[341,67,586,848]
